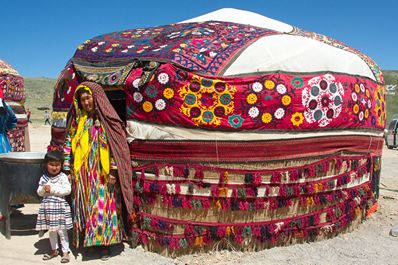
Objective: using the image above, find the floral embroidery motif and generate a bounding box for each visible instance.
[350,83,372,122]
[302,74,344,127]
[179,75,237,127]
[374,85,386,127]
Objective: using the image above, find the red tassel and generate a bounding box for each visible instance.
[335,158,342,172]
[219,171,225,186]
[155,166,160,177]
[231,188,237,198]
[202,199,211,209]
[271,171,281,183]
[143,182,150,193]
[175,184,181,194]
[290,169,299,181]
[278,185,286,196]
[211,186,219,197]
[264,186,269,197]
[141,169,146,180]
[254,173,262,185]
[217,226,226,238]
[308,166,316,178]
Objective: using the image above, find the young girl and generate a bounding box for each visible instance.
[36,151,72,263]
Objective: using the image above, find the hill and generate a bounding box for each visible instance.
[24,77,56,123]
[383,70,398,122]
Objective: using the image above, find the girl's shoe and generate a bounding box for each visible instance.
[43,250,59,260]
[61,253,70,263]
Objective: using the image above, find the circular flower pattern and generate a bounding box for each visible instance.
[145,85,158,98]
[133,78,141,89]
[281,95,291,106]
[291,112,304,126]
[276,84,287,94]
[261,113,272,124]
[252,82,263,93]
[264,80,275,90]
[248,106,259,118]
[155,99,166,111]
[133,92,143,103]
[351,92,357,102]
[179,76,236,126]
[351,82,372,123]
[246,93,258,104]
[158,73,169,84]
[143,101,153,112]
[292,77,304,88]
[302,74,344,127]
[163,88,175,99]
[274,108,285,119]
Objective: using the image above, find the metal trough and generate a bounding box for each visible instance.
[0,152,45,239]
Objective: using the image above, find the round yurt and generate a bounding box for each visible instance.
[0,60,29,152]
[50,8,385,255]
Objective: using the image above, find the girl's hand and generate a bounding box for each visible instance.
[44,185,51,193]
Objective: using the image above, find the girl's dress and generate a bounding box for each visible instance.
[35,172,73,231]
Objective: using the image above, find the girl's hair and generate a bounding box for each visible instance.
[44,150,64,164]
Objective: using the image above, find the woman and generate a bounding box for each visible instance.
[63,82,133,260]
[0,96,17,153]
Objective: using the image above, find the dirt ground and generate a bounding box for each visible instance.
[1,124,398,265]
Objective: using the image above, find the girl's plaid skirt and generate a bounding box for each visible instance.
[36,196,73,231]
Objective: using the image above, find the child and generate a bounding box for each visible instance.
[35,151,72,263]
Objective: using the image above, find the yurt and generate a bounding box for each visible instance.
[0,60,29,152]
[50,8,385,255]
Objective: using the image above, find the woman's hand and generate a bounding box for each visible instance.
[109,174,117,185]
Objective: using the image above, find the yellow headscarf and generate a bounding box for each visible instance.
[71,85,110,179]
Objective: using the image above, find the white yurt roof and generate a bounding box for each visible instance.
[180,8,376,81]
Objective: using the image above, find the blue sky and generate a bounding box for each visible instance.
[1,0,397,78]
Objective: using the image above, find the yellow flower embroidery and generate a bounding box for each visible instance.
[163,88,174,99]
[365,89,370,98]
[262,113,272,124]
[143,101,153,112]
[354,84,360,93]
[291,112,304,126]
[365,109,369,118]
[264,80,275,90]
[353,104,359,114]
[282,95,292,106]
[246,93,258,104]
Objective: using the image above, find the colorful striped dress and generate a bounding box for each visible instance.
[35,172,73,231]
[64,117,123,248]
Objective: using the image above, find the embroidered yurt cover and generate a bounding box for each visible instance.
[51,8,385,255]
[0,60,28,151]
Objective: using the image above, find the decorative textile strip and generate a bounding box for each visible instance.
[7,127,26,152]
[131,182,373,251]
[125,63,386,131]
[0,75,25,102]
[131,155,373,210]
[289,27,383,84]
[53,63,80,110]
[73,21,279,76]
[73,62,136,87]
[129,136,383,162]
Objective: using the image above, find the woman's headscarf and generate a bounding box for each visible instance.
[66,81,134,214]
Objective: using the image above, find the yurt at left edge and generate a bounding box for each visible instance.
[0,60,29,152]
